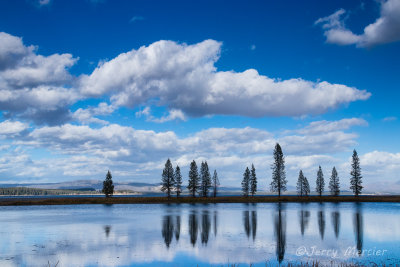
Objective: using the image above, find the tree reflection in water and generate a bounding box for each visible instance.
[103,225,111,238]
[318,208,326,240]
[201,210,211,245]
[189,210,198,247]
[353,203,363,256]
[175,215,181,241]
[331,206,340,239]
[162,215,174,248]
[298,206,310,237]
[274,203,286,264]
[243,208,257,241]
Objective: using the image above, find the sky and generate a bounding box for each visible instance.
[0,0,399,192]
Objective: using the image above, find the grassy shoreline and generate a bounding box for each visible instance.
[0,195,400,206]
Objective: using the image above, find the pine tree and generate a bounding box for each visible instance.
[296,170,306,196]
[316,166,325,197]
[175,165,183,197]
[212,170,219,198]
[102,170,114,197]
[329,166,340,196]
[200,161,212,197]
[161,159,175,199]
[242,167,250,197]
[187,160,200,197]
[303,176,310,196]
[350,150,363,196]
[250,164,257,196]
[270,143,287,196]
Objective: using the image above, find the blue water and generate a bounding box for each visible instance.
[0,202,399,266]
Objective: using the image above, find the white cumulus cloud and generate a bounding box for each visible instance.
[79,39,370,117]
[316,0,400,47]
[0,32,79,125]
[0,120,28,135]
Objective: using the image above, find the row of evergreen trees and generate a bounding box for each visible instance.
[259,143,363,197]
[161,143,363,197]
[296,166,340,196]
[241,164,257,196]
[295,149,362,196]
[161,159,220,198]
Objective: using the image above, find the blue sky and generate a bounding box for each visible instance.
[0,0,399,192]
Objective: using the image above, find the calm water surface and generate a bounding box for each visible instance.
[0,202,399,266]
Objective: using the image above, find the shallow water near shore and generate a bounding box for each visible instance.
[0,202,399,266]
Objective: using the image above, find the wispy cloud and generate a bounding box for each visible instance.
[383,116,397,122]
[129,16,144,24]
[135,107,186,123]
[38,0,51,6]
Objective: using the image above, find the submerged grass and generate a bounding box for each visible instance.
[0,195,399,206]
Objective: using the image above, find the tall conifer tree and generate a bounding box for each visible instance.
[187,160,200,197]
[296,170,306,196]
[212,170,219,198]
[242,167,250,197]
[316,166,325,197]
[200,161,212,197]
[102,170,114,197]
[329,166,340,196]
[250,164,257,196]
[350,150,363,196]
[161,159,175,199]
[175,165,183,197]
[270,143,287,196]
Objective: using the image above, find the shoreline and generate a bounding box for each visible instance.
[1,195,400,206]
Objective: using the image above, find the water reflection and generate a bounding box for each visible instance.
[162,215,174,248]
[104,225,111,238]
[353,203,364,255]
[251,210,257,241]
[213,210,218,237]
[331,208,340,239]
[201,210,211,245]
[298,207,310,236]
[243,210,251,238]
[2,203,398,266]
[274,203,286,263]
[175,215,181,241]
[318,208,326,240]
[189,210,198,247]
[243,208,257,241]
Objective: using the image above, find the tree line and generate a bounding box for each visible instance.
[161,159,219,198]
[160,143,363,198]
[0,187,97,196]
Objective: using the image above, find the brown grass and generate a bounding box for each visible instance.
[1,195,399,206]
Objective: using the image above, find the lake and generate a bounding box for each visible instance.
[0,202,399,266]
